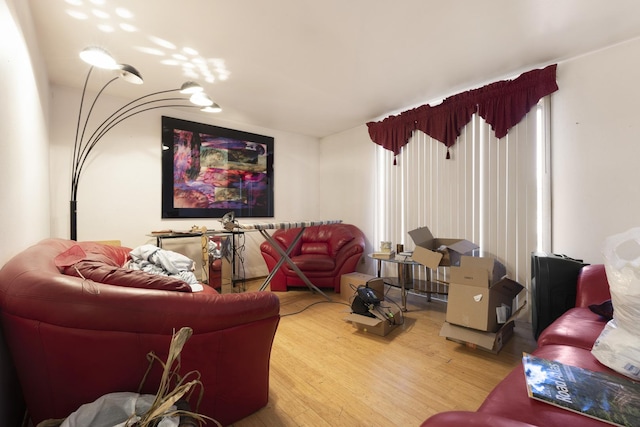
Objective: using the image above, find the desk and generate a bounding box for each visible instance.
[238,220,342,301]
[369,254,448,311]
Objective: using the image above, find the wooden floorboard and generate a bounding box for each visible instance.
[231,279,537,427]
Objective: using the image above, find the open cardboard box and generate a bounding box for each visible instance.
[409,226,479,270]
[440,320,516,354]
[441,286,527,354]
[339,272,384,302]
[345,305,402,337]
[446,256,525,332]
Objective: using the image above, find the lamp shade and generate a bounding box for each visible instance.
[190,92,214,107]
[79,46,118,69]
[201,103,222,113]
[180,81,204,94]
[118,64,144,84]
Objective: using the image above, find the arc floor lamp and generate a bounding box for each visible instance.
[70,46,221,240]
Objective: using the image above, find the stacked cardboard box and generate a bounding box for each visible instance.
[440,256,526,353]
[407,226,526,353]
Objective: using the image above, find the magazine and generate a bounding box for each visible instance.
[522,353,640,427]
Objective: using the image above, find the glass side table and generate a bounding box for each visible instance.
[369,254,420,311]
[368,253,448,311]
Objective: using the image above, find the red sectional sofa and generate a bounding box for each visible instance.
[421,264,622,427]
[0,238,280,427]
[259,223,365,292]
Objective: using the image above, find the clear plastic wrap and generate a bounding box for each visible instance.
[592,227,640,380]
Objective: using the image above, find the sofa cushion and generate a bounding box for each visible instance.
[478,345,621,427]
[54,244,131,269]
[78,242,131,266]
[421,411,539,427]
[289,254,336,272]
[54,245,119,269]
[300,242,330,256]
[63,261,193,292]
[536,307,607,349]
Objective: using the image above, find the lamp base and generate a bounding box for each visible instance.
[70,200,77,241]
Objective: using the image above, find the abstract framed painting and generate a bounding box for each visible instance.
[161,116,274,219]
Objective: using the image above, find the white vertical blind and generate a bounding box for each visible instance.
[375,99,550,318]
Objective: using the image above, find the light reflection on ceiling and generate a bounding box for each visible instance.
[62,0,229,85]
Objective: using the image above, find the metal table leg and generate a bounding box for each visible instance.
[398,262,413,311]
[258,228,332,301]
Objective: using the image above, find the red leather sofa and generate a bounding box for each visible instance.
[421,264,619,427]
[259,223,365,292]
[0,238,280,427]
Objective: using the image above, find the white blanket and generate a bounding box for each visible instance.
[127,245,203,292]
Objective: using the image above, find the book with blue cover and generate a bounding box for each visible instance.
[522,353,640,427]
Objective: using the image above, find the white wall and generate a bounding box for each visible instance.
[319,125,378,275]
[48,85,321,277]
[0,1,49,424]
[551,37,640,264]
[0,0,50,264]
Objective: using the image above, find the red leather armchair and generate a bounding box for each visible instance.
[0,238,280,427]
[259,223,365,292]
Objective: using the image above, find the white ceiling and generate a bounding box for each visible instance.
[27,0,640,138]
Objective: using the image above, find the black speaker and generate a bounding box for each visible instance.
[531,252,588,340]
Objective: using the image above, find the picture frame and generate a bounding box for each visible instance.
[161,116,274,219]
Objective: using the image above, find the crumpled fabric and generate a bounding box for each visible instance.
[127,245,202,292]
[61,392,178,427]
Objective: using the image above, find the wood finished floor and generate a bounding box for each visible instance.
[231,280,537,427]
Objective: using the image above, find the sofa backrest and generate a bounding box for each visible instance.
[576,264,611,307]
[274,224,358,258]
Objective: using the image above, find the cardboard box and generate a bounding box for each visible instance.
[440,320,515,354]
[339,273,384,301]
[445,256,525,332]
[345,306,402,336]
[409,226,479,269]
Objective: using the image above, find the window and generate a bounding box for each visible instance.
[374,97,550,312]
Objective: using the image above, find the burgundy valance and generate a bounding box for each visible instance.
[367,64,558,162]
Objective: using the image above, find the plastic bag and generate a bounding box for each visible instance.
[592,320,640,380]
[592,227,640,380]
[60,392,178,427]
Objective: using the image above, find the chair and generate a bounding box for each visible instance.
[259,223,365,292]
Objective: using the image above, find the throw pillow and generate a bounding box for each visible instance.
[55,245,120,269]
[64,261,193,292]
[589,299,614,320]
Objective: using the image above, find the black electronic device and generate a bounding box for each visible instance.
[357,286,380,306]
[531,251,588,340]
[350,296,375,317]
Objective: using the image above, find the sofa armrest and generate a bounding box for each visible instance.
[575,264,611,308]
[260,233,286,262]
[421,411,539,427]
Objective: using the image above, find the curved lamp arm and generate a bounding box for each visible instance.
[69,55,220,240]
